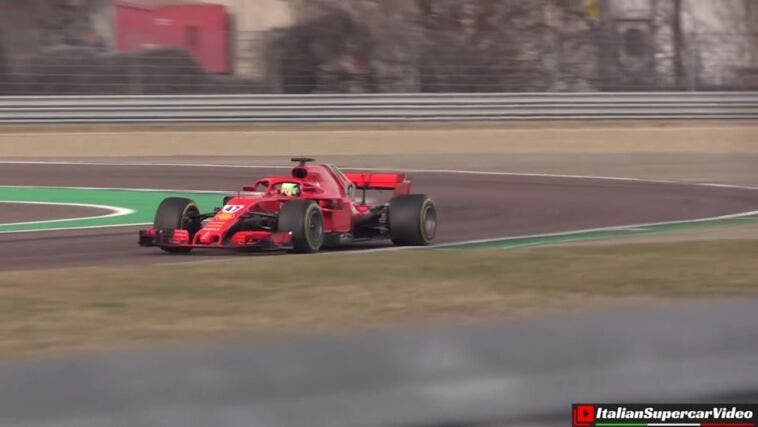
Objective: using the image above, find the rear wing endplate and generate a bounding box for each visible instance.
[344,172,411,195]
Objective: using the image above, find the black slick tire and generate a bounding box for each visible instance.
[389,194,437,246]
[153,197,199,253]
[278,200,324,253]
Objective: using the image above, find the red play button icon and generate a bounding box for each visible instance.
[573,404,595,427]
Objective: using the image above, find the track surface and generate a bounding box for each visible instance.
[1,163,757,270]
[0,203,104,224]
[0,163,757,426]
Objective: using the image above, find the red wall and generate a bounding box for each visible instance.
[116,2,229,74]
[116,3,154,50]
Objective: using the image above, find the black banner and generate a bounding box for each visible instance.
[572,404,758,427]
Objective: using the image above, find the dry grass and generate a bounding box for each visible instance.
[0,240,756,359]
[1,120,756,157]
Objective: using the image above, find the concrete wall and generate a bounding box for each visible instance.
[681,0,757,88]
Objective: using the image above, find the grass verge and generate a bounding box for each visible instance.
[0,240,756,359]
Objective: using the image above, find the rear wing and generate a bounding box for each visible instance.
[343,172,411,195]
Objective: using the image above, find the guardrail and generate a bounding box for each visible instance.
[0,92,757,123]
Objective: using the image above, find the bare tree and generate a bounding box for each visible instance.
[269,0,421,93]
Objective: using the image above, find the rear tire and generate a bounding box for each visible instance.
[389,195,437,246]
[153,197,199,253]
[278,200,324,253]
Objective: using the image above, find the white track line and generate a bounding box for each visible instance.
[434,209,758,248]
[0,222,149,235]
[0,160,291,169]
[0,161,756,244]
[0,201,135,228]
[1,159,756,190]
[0,185,228,194]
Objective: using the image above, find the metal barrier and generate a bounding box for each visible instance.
[0,92,757,123]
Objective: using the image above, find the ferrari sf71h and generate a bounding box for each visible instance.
[139,158,437,253]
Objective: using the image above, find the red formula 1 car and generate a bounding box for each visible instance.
[139,158,437,253]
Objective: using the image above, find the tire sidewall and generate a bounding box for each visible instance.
[153,197,198,253]
[302,202,324,251]
[279,200,324,253]
[154,197,199,230]
[417,198,436,243]
[389,194,437,246]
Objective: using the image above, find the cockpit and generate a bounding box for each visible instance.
[271,182,302,197]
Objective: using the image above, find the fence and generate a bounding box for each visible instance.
[0,92,756,123]
[1,29,757,96]
[1,1,757,95]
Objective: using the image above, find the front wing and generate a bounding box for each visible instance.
[139,228,294,251]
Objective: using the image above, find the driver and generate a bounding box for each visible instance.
[280,182,301,197]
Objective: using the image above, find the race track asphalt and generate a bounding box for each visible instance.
[0,162,757,426]
[0,163,757,270]
[0,202,105,224]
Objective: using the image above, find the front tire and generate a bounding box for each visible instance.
[278,200,324,253]
[153,197,199,253]
[389,195,437,246]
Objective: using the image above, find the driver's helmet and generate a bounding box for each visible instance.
[280,182,301,197]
